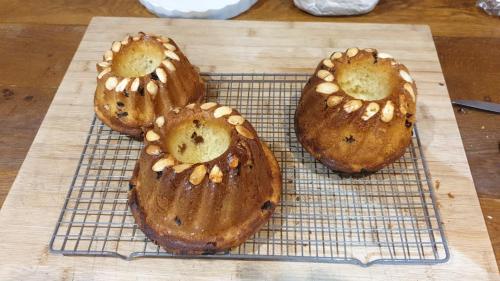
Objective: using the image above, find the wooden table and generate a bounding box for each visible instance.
[0,0,498,270]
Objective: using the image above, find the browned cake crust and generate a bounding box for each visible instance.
[295,48,417,174]
[94,32,205,138]
[128,103,282,254]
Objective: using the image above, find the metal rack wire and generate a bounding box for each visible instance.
[50,73,449,266]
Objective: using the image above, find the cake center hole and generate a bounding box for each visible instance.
[165,118,231,164]
[112,39,164,78]
[336,60,394,101]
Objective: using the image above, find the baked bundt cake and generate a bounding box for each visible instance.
[94,32,205,138]
[295,48,417,174]
[128,102,282,254]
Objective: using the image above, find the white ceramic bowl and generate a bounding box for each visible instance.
[139,0,258,19]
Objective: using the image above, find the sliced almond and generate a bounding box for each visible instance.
[152,156,175,172]
[97,68,111,79]
[343,100,363,113]
[189,164,207,185]
[173,163,193,174]
[97,61,111,68]
[111,41,121,53]
[146,144,162,156]
[130,77,140,92]
[121,35,130,45]
[155,116,165,128]
[235,125,254,139]
[326,95,343,107]
[132,35,140,41]
[399,95,408,115]
[317,70,334,82]
[115,78,130,92]
[146,130,160,142]
[152,158,167,172]
[159,36,170,43]
[361,102,380,121]
[213,106,232,118]
[163,43,176,51]
[165,50,180,61]
[400,70,413,83]
[105,77,118,91]
[316,82,339,95]
[346,48,359,57]
[104,50,113,61]
[404,83,416,102]
[155,67,167,83]
[364,48,375,53]
[322,58,334,68]
[227,115,245,126]
[331,52,343,60]
[381,101,395,122]
[162,60,176,72]
[146,81,158,95]
[377,53,393,59]
[229,155,239,168]
[185,103,195,109]
[209,165,223,183]
[172,107,180,114]
[200,102,217,110]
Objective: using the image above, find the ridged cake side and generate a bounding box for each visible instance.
[94,32,205,138]
[295,48,417,174]
[129,103,282,254]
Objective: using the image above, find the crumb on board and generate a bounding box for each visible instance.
[435,179,440,190]
[487,215,493,220]
[481,125,485,130]
[447,192,455,199]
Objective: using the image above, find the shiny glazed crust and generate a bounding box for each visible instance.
[295,48,417,174]
[94,32,205,138]
[128,103,282,254]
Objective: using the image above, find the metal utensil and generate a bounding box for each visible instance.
[451,100,500,114]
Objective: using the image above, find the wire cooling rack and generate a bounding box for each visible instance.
[50,73,449,266]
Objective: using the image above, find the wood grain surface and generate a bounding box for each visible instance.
[0,0,498,273]
[0,17,498,280]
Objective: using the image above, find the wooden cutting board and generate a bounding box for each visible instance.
[0,17,497,280]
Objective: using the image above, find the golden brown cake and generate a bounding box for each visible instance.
[295,48,417,174]
[128,102,282,254]
[94,32,205,138]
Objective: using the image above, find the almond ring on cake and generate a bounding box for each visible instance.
[295,48,417,174]
[128,102,282,254]
[94,32,205,138]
